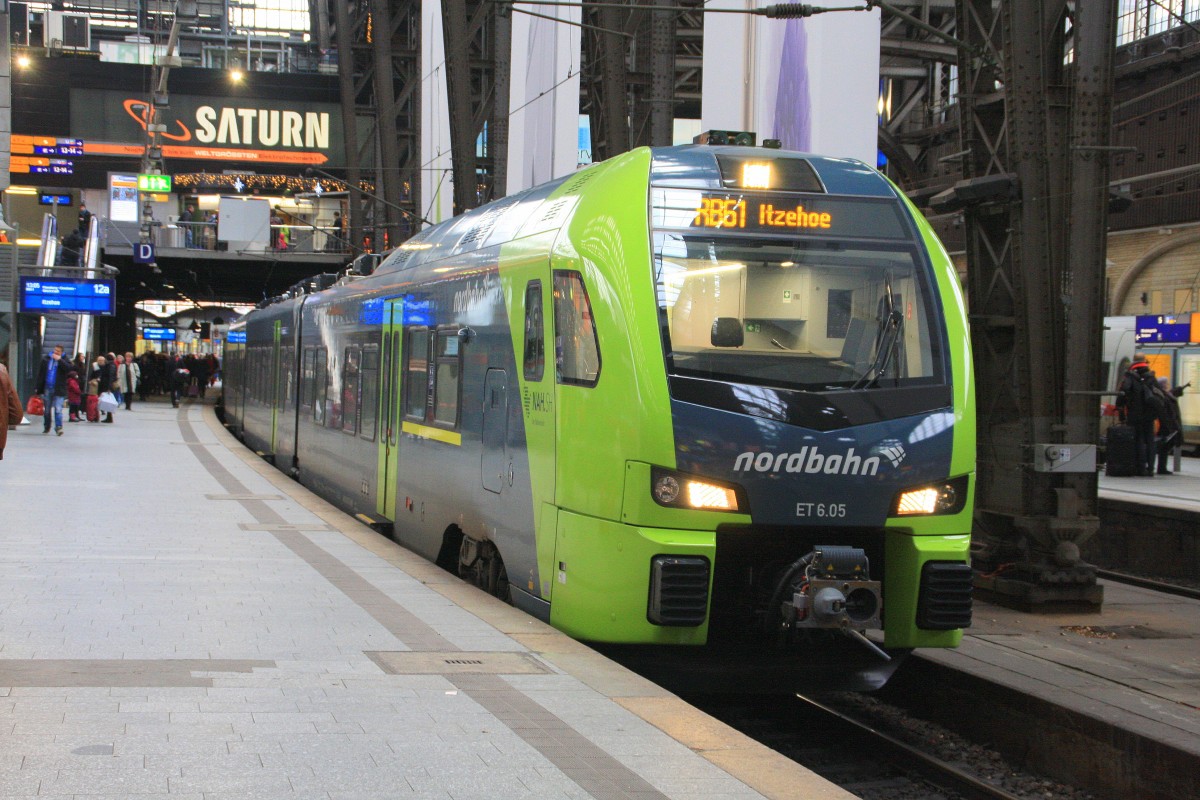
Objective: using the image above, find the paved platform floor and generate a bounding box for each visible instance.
[0,399,851,800]
[1098,445,1200,513]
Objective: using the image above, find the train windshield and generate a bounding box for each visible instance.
[652,227,943,392]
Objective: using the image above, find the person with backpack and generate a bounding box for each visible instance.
[1116,360,1161,476]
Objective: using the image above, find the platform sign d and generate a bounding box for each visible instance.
[133,242,156,264]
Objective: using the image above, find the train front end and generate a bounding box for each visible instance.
[545,144,973,669]
[649,146,974,655]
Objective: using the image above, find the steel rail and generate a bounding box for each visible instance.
[1097,569,1200,602]
[794,693,1027,800]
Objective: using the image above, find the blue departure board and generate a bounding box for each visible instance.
[20,278,116,315]
[142,327,177,341]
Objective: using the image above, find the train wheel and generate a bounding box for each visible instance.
[457,536,511,604]
[485,551,511,604]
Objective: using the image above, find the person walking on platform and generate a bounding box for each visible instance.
[34,344,71,436]
[1116,359,1161,476]
[108,353,123,409]
[118,352,140,411]
[87,355,107,423]
[1,362,22,459]
[170,354,189,408]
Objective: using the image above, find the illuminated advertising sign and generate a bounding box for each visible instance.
[70,89,343,166]
[109,173,140,223]
[141,327,177,341]
[1135,314,1191,344]
[20,278,116,315]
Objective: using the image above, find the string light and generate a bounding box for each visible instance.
[172,173,411,196]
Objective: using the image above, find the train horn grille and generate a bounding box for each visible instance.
[916,561,973,630]
[648,556,710,627]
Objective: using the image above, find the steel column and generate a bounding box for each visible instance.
[956,0,1117,609]
[369,0,422,245]
[442,0,511,214]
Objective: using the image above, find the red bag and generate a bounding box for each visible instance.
[26,395,44,416]
[85,395,99,422]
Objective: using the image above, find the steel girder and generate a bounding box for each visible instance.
[582,0,682,162]
[877,2,962,188]
[332,0,421,248]
[956,0,1117,606]
[368,0,422,244]
[442,0,511,212]
[332,0,374,249]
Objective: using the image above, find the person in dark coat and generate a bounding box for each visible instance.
[102,352,119,422]
[170,354,190,408]
[1116,360,1160,476]
[1155,378,1185,475]
[59,228,85,267]
[34,344,72,435]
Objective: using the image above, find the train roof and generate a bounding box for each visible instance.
[367,144,899,280]
[648,145,897,198]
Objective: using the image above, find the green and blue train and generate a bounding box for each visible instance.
[223,142,975,676]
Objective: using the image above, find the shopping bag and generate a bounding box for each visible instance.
[26,395,44,416]
[98,391,119,413]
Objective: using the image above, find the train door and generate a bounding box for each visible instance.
[376,299,404,520]
[482,369,508,492]
[270,319,281,454]
[518,274,558,603]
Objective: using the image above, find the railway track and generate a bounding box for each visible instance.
[1096,569,1200,601]
[684,691,1035,800]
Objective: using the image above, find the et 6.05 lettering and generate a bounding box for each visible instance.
[795,502,847,518]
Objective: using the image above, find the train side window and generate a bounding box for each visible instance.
[314,348,328,425]
[552,270,601,386]
[404,328,430,420]
[301,347,315,409]
[433,328,461,428]
[342,347,360,434]
[360,345,379,441]
[523,280,545,381]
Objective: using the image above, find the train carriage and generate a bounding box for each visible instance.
[224,142,975,677]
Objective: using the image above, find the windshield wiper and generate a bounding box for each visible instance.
[850,273,903,390]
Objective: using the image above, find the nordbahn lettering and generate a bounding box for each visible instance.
[733,446,884,476]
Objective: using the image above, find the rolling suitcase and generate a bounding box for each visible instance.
[1105,423,1138,476]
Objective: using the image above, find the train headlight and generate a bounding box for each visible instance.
[652,468,745,513]
[891,475,968,517]
[653,474,681,505]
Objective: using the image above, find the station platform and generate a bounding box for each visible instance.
[1097,446,1200,513]
[901,453,1200,800]
[0,399,852,800]
[903,573,1200,800]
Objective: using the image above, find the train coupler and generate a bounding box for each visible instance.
[783,545,882,631]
